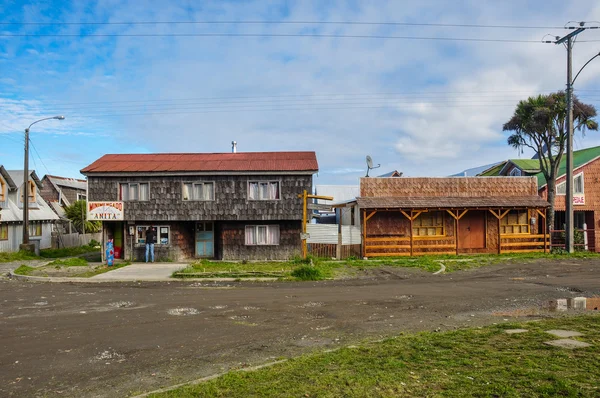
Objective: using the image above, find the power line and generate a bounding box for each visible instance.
[29,138,51,175]
[0,20,568,29]
[0,32,549,42]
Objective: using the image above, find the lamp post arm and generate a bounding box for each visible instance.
[572,52,600,86]
[27,116,63,131]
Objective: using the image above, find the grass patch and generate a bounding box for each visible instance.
[174,256,336,280]
[74,261,130,278]
[329,251,600,273]
[13,265,37,276]
[39,244,100,259]
[152,314,600,397]
[0,250,39,263]
[291,265,323,281]
[48,257,88,267]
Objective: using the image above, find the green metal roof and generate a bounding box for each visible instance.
[508,159,541,173]
[476,146,600,188]
[535,145,600,187]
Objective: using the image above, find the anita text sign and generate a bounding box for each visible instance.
[87,201,124,220]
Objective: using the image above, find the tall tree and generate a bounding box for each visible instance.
[503,92,598,231]
[64,200,101,234]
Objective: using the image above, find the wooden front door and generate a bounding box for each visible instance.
[458,211,486,249]
[195,222,214,258]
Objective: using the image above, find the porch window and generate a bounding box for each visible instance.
[0,223,7,240]
[182,182,214,201]
[510,168,522,176]
[29,221,42,237]
[413,211,445,237]
[120,183,149,201]
[245,225,280,245]
[248,181,280,200]
[20,180,36,203]
[0,178,5,202]
[556,172,584,195]
[500,210,529,234]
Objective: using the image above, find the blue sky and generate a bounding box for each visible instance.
[1,0,600,184]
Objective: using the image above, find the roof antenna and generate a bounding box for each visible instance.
[365,155,380,177]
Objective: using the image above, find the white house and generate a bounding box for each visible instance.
[0,166,59,252]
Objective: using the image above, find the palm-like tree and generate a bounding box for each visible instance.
[64,200,101,234]
[503,92,598,231]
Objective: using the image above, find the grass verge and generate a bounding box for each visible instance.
[151,314,600,397]
[48,257,88,267]
[40,244,100,258]
[13,265,36,276]
[0,250,39,263]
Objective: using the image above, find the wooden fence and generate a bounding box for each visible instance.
[499,234,549,253]
[549,228,596,252]
[51,232,102,249]
[307,243,362,259]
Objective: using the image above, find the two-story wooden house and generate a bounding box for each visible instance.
[40,174,87,218]
[80,152,318,261]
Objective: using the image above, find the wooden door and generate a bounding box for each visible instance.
[458,211,486,249]
[195,222,214,257]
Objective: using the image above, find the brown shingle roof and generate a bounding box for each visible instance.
[81,152,319,174]
[356,196,549,209]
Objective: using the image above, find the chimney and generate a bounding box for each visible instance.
[232,141,237,153]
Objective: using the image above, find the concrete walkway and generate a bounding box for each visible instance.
[90,263,188,281]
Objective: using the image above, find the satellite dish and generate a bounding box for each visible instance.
[365,155,380,177]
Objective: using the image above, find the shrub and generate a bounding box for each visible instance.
[291,265,323,281]
[14,265,36,275]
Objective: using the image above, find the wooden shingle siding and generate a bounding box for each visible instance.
[218,220,301,260]
[88,175,311,221]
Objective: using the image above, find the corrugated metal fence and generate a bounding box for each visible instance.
[306,224,362,259]
[52,232,102,249]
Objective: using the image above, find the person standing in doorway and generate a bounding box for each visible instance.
[145,225,156,263]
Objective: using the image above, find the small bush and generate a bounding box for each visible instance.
[14,265,36,275]
[89,239,100,247]
[290,254,320,266]
[291,265,323,281]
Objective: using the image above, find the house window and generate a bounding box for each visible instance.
[500,210,529,234]
[245,225,280,245]
[20,180,36,203]
[0,178,5,202]
[182,182,214,201]
[136,225,169,245]
[413,211,445,237]
[556,173,584,195]
[248,181,280,200]
[29,221,42,237]
[0,223,7,240]
[77,193,87,201]
[120,183,149,201]
[510,168,522,176]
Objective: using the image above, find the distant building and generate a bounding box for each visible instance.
[40,174,87,218]
[377,170,403,177]
[0,166,59,252]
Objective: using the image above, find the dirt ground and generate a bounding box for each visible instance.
[1,258,599,397]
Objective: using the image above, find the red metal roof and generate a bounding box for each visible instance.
[81,152,319,174]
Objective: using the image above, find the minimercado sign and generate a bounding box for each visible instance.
[87,201,124,221]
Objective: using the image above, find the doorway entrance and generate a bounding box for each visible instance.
[195,222,214,258]
[458,211,486,250]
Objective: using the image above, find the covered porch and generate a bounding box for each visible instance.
[357,196,550,257]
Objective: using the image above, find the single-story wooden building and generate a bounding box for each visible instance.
[355,177,550,257]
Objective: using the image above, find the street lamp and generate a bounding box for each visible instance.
[21,115,65,251]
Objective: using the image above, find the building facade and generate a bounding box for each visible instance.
[357,177,549,257]
[81,152,318,261]
[0,167,59,252]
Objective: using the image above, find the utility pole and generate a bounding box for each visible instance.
[22,127,30,247]
[555,25,586,253]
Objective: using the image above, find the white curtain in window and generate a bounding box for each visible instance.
[139,183,149,201]
[257,226,267,244]
[129,184,139,200]
[268,182,279,199]
[574,175,583,194]
[193,184,203,200]
[183,183,191,200]
[557,182,566,195]
[248,182,259,200]
[259,183,269,200]
[266,225,280,244]
[120,184,129,201]
[245,226,256,245]
[202,183,214,200]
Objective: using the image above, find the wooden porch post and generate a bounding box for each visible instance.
[497,211,502,255]
[454,212,459,255]
[409,211,414,257]
[544,208,548,253]
[362,209,366,258]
